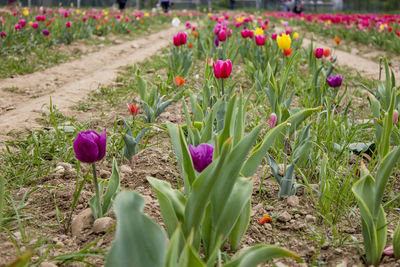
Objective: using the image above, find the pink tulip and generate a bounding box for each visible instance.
[271,33,277,40]
[32,22,39,29]
[218,30,227,42]
[255,35,266,46]
[66,21,71,28]
[213,59,232,79]
[18,19,26,27]
[394,110,399,125]
[14,24,22,31]
[82,16,87,22]
[173,32,187,46]
[0,32,6,37]
[269,113,277,129]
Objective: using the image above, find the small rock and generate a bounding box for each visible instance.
[277,211,292,223]
[71,208,94,237]
[93,217,115,233]
[39,262,58,267]
[334,248,343,255]
[265,205,274,211]
[265,224,272,231]
[13,231,22,240]
[305,214,316,223]
[113,39,123,44]
[251,203,263,217]
[120,165,132,173]
[54,165,65,175]
[275,262,288,267]
[100,169,111,178]
[131,43,140,49]
[294,214,301,219]
[287,195,299,207]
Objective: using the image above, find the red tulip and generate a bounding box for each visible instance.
[0,32,6,37]
[66,21,71,28]
[315,48,324,58]
[213,59,232,79]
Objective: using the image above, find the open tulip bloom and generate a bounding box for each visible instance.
[73,129,107,218]
[326,74,343,88]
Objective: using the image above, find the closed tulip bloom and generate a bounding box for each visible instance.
[189,143,214,173]
[14,24,22,31]
[213,59,232,79]
[218,30,227,41]
[66,21,71,28]
[32,22,39,29]
[293,32,299,39]
[394,110,399,125]
[255,35,265,46]
[277,34,291,50]
[174,76,185,86]
[323,48,331,57]
[0,32,5,37]
[73,130,107,164]
[326,75,343,88]
[128,104,140,116]
[214,37,220,47]
[271,33,277,40]
[241,29,249,38]
[42,29,50,36]
[334,36,341,45]
[315,48,324,58]
[19,19,26,27]
[173,32,187,46]
[284,48,293,57]
[269,113,277,129]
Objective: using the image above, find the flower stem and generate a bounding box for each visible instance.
[221,79,225,96]
[92,163,102,218]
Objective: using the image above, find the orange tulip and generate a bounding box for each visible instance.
[188,43,193,48]
[193,31,198,38]
[334,36,340,45]
[284,48,293,57]
[174,77,185,86]
[323,48,331,57]
[258,214,272,225]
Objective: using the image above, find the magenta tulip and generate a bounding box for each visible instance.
[32,22,39,29]
[189,143,214,173]
[315,48,324,59]
[271,33,277,40]
[14,24,21,31]
[173,32,187,46]
[218,30,227,42]
[213,59,232,79]
[0,32,6,37]
[73,130,107,164]
[18,19,26,27]
[66,21,71,28]
[255,35,266,46]
[42,29,50,36]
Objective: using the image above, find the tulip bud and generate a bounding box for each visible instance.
[189,143,214,173]
[394,110,399,125]
[269,113,277,129]
[213,59,232,79]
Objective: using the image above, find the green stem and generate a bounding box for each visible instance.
[221,79,225,96]
[92,163,102,218]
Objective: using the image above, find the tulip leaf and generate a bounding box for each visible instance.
[147,177,186,237]
[222,245,301,267]
[393,221,400,259]
[229,200,251,251]
[105,191,167,267]
[101,158,120,216]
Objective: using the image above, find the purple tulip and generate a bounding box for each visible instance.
[189,143,214,173]
[269,113,277,129]
[214,37,220,47]
[73,130,106,163]
[326,75,343,88]
[42,29,50,36]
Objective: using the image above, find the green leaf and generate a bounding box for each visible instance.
[105,191,167,267]
[147,177,186,237]
[229,200,251,251]
[393,221,400,259]
[222,245,301,267]
[101,158,120,216]
[137,75,148,102]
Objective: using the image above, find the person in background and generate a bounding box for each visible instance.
[230,0,235,10]
[293,0,304,14]
[159,0,173,13]
[116,0,128,11]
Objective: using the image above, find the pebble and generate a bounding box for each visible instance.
[287,195,299,207]
[275,262,288,267]
[71,208,94,237]
[305,214,316,223]
[277,211,292,223]
[251,203,263,216]
[265,205,274,211]
[54,165,65,175]
[120,165,132,173]
[321,241,330,250]
[100,169,111,178]
[39,262,57,267]
[93,217,115,234]
[334,248,343,255]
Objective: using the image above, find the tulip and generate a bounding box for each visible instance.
[218,30,227,42]
[293,32,299,39]
[241,29,250,38]
[323,48,331,57]
[128,104,140,118]
[213,59,232,79]
[315,48,324,59]
[189,143,214,173]
[334,36,341,45]
[1,32,6,37]
[254,27,264,36]
[214,37,220,47]
[255,35,265,46]
[277,34,291,51]
[173,32,187,46]
[66,21,71,28]
[83,16,87,22]
[271,33,277,40]
[42,29,50,36]
[394,110,399,125]
[18,19,26,27]
[185,21,191,29]
[32,22,39,29]
[284,48,293,57]
[14,24,22,31]
[174,76,185,87]
[269,113,277,129]
[326,75,343,88]
[73,130,107,164]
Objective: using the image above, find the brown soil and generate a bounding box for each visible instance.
[0,25,183,140]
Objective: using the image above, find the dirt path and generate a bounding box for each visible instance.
[0,26,183,139]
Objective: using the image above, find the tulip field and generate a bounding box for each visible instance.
[1,5,400,267]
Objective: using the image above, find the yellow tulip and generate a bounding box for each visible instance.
[23,10,29,16]
[254,27,264,36]
[144,12,149,17]
[277,34,291,50]
[293,32,299,39]
[104,11,109,16]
